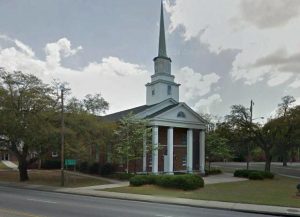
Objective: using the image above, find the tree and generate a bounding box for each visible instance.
[66,94,109,115]
[63,93,110,163]
[276,95,296,166]
[252,119,282,172]
[0,70,59,181]
[225,105,253,167]
[206,132,231,171]
[112,113,151,173]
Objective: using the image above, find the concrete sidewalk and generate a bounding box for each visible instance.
[1,180,300,216]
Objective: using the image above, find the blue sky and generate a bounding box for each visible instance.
[0,0,300,120]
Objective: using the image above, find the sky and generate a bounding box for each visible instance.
[0,0,299,120]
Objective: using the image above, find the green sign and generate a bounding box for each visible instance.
[65,159,76,166]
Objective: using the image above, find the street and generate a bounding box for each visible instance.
[212,162,300,178]
[0,186,274,217]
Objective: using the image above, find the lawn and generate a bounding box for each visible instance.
[105,175,300,208]
[0,170,111,188]
[0,162,9,170]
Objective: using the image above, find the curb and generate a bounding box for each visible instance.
[1,182,300,217]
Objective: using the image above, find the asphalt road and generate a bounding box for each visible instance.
[0,186,275,217]
[212,162,300,178]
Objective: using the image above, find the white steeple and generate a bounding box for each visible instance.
[146,0,180,106]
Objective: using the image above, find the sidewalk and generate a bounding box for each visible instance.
[1,180,299,216]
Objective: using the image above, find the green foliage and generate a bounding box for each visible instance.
[107,173,135,180]
[100,163,116,176]
[130,174,204,190]
[206,132,231,162]
[89,162,101,174]
[234,169,274,180]
[41,160,61,169]
[248,172,264,180]
[78,161,90,173]
[112,113,152,173]
[205,168,222,175]
[129,175,153,186]
[0,70,59,181]
[297,184,300,191]
[66,94,109,115]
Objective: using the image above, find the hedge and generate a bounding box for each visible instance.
[205,168,222,175]
[234,169,274,180]
[130,174,204,190]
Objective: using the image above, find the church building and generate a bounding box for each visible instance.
[104,1,207,174]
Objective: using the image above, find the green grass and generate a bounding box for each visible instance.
[0,162,9,170]
[0,170,111,188]
[105,175,300,208]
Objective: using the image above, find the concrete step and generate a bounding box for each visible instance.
[1,161,18,170]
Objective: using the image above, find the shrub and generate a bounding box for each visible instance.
[89,162,101,174]
[234,169,274,180]
[157,174,204,190]
[248,172,264,180]
[100,163,116,176]
[297,184,300,192]
[41,160,61,169]
[263,171,274,179]
[108,173,135,180]
[205,168,222,175]
[130,175,152,186]
[78,161,89,173]
[130,174,204,190]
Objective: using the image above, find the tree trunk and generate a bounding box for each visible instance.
[282,152,288,167]
[264,152,272,172]
[18,159,29,182]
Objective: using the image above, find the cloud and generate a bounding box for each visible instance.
[84,57,147,76]
[175,66,220,102]
[15,40,35,57]
[240,0,300,29]
[289,77,300,88]
[45,38,82,69]
[194,94,222,114]
[166,0,300,88]
[0,36,148,113]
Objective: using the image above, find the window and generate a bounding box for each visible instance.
[152,89,155,96]
[167,85,172,95]
[177,111,186,118]
[181,133,187,146]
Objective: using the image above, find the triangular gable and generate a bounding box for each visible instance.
[149,103,208,125]
[135,98,178,119]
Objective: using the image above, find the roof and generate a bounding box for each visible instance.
[145,104,178,119]
[102,104,155,122]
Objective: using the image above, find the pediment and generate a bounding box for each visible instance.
[150,103,207,125]
[135,98,178,119]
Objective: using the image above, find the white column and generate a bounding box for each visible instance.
[187,129,193,173]
[167,127,174,174]
[152,126,159,174]
[199,130,206,175]
[142,131,147,173]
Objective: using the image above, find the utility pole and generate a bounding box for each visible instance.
[247,100,254,170]
[60,86,65,187]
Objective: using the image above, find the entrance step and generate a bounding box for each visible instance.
[1,161,18,170]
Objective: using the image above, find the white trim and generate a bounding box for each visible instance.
[187,129,193,173]
[150,119,206,130]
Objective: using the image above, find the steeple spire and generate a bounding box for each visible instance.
[158,0,167,57]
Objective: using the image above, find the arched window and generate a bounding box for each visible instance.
[177,111,186,118]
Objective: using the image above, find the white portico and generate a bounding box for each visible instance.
[103,0,207,174]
